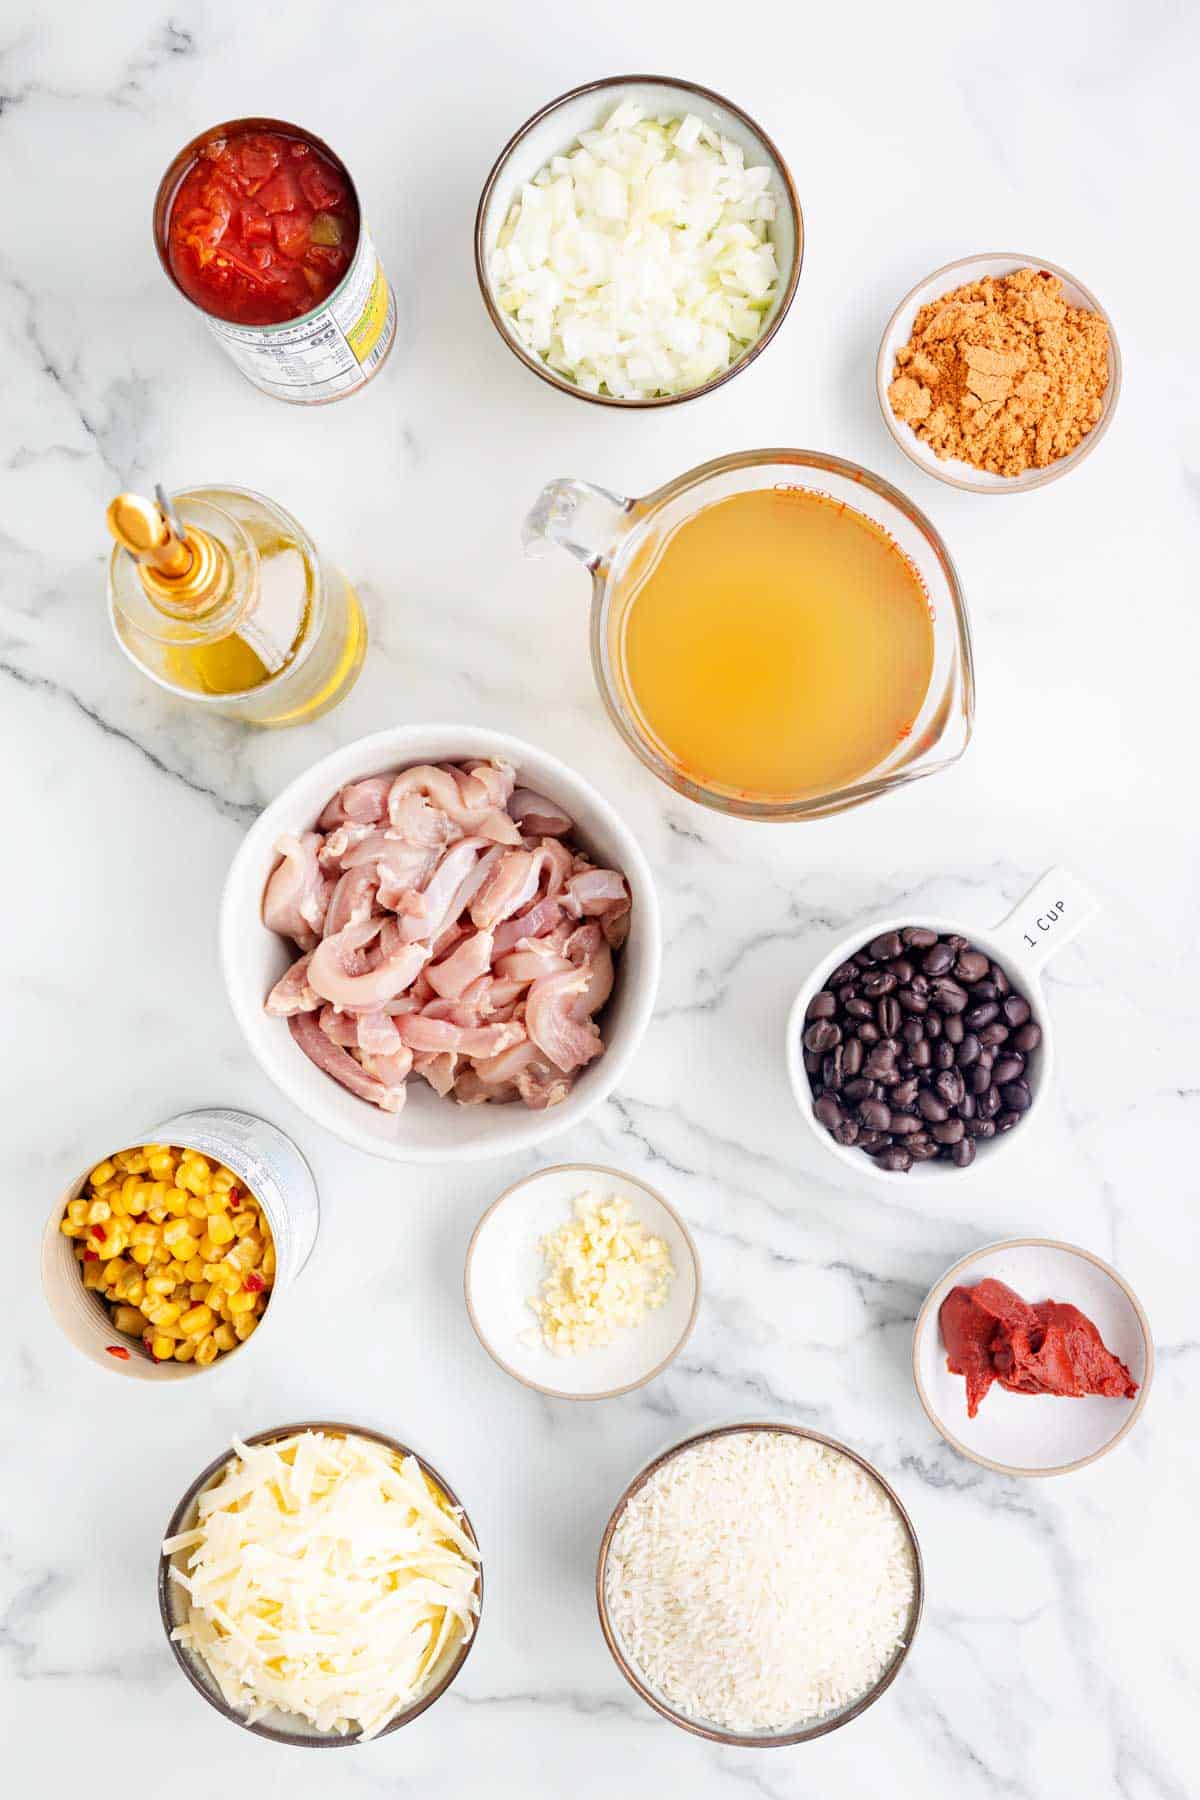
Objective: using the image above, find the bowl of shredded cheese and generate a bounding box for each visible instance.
[159,1424,482,1745]
[475,75,802,406]
[464,1163,700,1398]
[597,1423,922,1745]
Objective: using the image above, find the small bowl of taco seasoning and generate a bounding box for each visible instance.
[876,254,1121,493]
[154,118,396,403]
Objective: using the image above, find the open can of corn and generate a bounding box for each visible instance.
[41,1108,318,1382]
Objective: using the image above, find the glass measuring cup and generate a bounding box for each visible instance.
[524,449,975,821]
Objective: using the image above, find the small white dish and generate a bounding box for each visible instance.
[464,1163,700,1399]
[475,74,802,408]
[221,726,661,1164]
[912,1239,1153,1477]
[786,866,1098,1185]
[876,252,1121,493]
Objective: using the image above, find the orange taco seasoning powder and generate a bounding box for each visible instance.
[888,267,1110,476]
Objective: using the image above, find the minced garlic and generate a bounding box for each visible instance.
[526,1192,675,1356]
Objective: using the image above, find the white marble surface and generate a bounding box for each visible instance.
[5,1,1198,1794]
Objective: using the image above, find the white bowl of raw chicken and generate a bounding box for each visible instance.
[220,726,661,1162]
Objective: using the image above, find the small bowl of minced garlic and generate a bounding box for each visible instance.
[464,1164,700,1399]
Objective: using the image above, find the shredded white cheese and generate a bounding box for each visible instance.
[605,1431,915,1733]
[526,1191,674,1355]
[491,101,779,398]
[163,1431,480,1739]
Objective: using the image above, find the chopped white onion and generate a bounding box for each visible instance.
[491,104,780,399]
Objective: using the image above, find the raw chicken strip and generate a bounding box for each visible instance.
[308,918,431,1008]
[262,833,331,949]
[426,929,495,1000]
[509,787,573,836]
[265,951,319,1016]
[525,968,603,1072]
[289,1012,407,1113]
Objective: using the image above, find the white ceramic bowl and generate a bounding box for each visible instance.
[221,726,661,1163]
[786,868,1098,1184]
[464,1162,700,1398]
[475,74,803,408]
[877,253,1121,493]
[912,1239,1153,1476]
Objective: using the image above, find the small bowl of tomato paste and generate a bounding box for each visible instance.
[154,118,396,403]
[912,1238,1153,1477]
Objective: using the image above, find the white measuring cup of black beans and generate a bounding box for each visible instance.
[786,869,1099,1182]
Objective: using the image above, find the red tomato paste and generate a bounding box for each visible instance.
[939,1277,1138,1419]
[166,128,360,326]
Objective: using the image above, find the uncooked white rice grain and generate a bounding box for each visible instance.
[605,1431,915,1733]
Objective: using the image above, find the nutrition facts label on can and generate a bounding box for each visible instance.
[206,221,397,403]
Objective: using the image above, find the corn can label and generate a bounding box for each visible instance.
[203,221,396,403]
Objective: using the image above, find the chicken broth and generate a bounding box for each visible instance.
[610,487,934,800]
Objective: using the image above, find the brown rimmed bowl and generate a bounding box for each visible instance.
[596,1421,923,1745]
[877,252,1121,493]
[475,75,803,408]
[158,1421,483,1746]
[913,1239,1153,1477]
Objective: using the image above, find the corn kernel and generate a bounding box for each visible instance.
[180,1162,211,1196]
[179,1304,214,1337]
[148,1152,176,1181]
[261,1244,276,1278]
[190,1282,209,1302]
[232,1210,257,1238]
[205,1283,225,1309]
[116,1149,148,1174]
[111,1304,146,1335]
[130,1221,159,1245]
[186,1197,208,1221]
[145,1300,183,1327]
[149,1333,175,1361]
[83,1262,106,1290]
[67,1198,88,1224]
[233,1312,258,1342]
[146,1274,176,1298]
[227,1287,256,1315]
[206,1213,235,1247]
[162,1217,193,1250]
[86,1198,111,1224]
[105,1257,131,1283]
[194,1334,219,1366]
[166,1187,190,1218]
[97,1233,128,1262]
[174,1339,197,1362]
[130,1243,153,1266]
[213,1322,237,1352]
[117,1273,145,1304]
[89,1160,117,1187]
[60,1216,79,1237]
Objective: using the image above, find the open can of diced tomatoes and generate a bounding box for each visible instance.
[154,118,397,403]
[41,1108,319,1381]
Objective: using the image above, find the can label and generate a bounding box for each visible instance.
[204,221,396,402]
[155,1108,320,1282]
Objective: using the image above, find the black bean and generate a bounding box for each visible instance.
[911,1039,932,1068]
[843,1038,864,1077]
[833,1118,860,1146]
[1013,1022,1042,1053]
[931,978,969,1014]
[1000,1080,1032,1113]
[902,1019,924,1046]
[935,1040,956,1071]
[968,1062,992,1095]
[869,931,903,961]
[979,1022,1010,1047]
[1002,995,1031,1027]
[856,1130,889,1152]
[890,1112,922,1137]
[991,1056,1024,1086]
[951,1138,976,1168]
[947,934,968,951]
[856,1022,880,1045]
[966,1117,996,1139]
[898,987,929,1015]
[889,958,915,985]
[995,1109,1021,1133]
[854,949,875,968]
[822,1046,845,1090]
[918,1090,948,1123]
[837,984,858,1007]
[924,1011,942,1039]
[865,1045,897,1079]
[978,1085,1001,1119]
[814,1095,842,1130]
[933,1117,965,1145]
[955,949,989,982]
[804,1050,821,1076]
[892,1078,919,1109]
[842,1078,873,1102]
[958,1092,976,1120]
[991,962,1011,996]
[874,1147,913,1172]
[803,1019,840,1054]
[830,962,859,987]
[846,997,874,1020]
[903,927,937,948]
[935,1068,965,1108]
[878,996,901,1037]
[965,1000,999,1030]
[807,990,837,1021]
[908,1135,939,1161]
[969,980,999,1003]
[862,969,897,998]
[956,1033,981,1068]
[943,1013,965,1046]
[923,942,955,976]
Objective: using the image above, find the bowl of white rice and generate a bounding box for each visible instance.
[475,75,803,407]
[596,1422,922,1745]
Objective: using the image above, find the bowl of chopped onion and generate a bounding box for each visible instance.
[475,75,803,406]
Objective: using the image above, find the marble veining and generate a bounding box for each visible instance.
[4,1,1198,1795]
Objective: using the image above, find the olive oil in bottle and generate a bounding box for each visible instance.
[106,483,366,725]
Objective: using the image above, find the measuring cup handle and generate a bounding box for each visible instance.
[522,478,636,571]
[991,866,1100,975]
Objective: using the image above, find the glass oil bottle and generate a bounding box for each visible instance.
[106,483,366,725]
